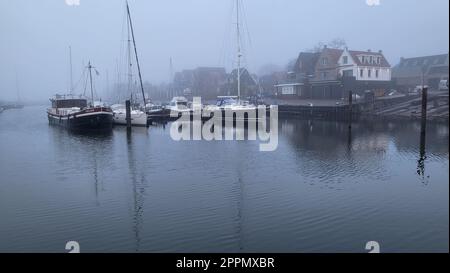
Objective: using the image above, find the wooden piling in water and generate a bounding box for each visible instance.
[420,87,428,135]
[125,100,132,130]
[348,91,353,129]
[419,87,428,153]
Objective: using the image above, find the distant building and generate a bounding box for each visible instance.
[309,46,344,99]
[274,52,320,98]
[338,48,391,81]
[220,68,258,98]
[275,45,393,100]
[392,53,449,91]
[174,67,227,100]
[337,48,392,97]
[260,71,287,97]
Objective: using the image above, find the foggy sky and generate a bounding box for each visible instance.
[0,0,448,102]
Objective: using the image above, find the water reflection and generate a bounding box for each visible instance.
[0,106,448,252]
[125,128,148,252]
[417,126,429,184]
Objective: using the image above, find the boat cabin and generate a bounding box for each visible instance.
[51,95,87,109]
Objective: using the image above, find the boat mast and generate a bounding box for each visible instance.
[69,46,74,94]
[236,0,241,103]
[126,9,133,102]
[88,61,94,105]
[169,57,174,98]
[126,1,147,109]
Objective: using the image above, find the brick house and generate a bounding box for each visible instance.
[274,52,320,98]
[309,46,344,99]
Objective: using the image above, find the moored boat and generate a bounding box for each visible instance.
[47,61,113,131]
[112,1,149,127]
[47,94,113,131]
[111,104,147,126]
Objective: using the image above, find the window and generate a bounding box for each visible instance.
[360,69,364,78]
[343,56,348,64]
[321,72,328,79]
[321,58,328,65]
[361,56,366,63]
[343,69,353,77]
[369,56,373,64]
[368,69,372,78]
[377,57,381,64]
[375,69,379,78]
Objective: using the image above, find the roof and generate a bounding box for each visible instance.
[294,52,320,74]
[397,54,448,68]
[322,48,344,66]
[348,50,390,67]
[393,53,449,78]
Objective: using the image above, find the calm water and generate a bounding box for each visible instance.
[0,105,448,253]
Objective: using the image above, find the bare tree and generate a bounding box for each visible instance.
[307,38,347,52]
[328,38,347,49]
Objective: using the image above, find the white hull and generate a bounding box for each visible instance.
[112,109,148,126]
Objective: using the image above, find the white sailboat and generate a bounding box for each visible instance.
[206,0,257,117]
[112,1,148,127]
[111,103,147,126]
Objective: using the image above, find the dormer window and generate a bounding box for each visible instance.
[361,56,366,63]
[343,56,348,64]
[369,56,373,64]
[321,58,328,65]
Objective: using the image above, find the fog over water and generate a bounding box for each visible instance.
[0,0,448,101]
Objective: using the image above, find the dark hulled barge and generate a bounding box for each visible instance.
[47,95,113,131]
[47,61,113,131]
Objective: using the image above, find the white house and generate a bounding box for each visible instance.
[338,48,391,81]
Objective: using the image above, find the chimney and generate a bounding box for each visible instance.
[323,45,327,49]
[378,50,382,54]
[368,49,371,52]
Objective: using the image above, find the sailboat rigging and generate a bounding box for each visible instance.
[111,1,148,126]
[47,59,113,131]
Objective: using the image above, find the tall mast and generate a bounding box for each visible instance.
[69,46,74,94]
[169,57,174,98]
[126,1,147,109]
[88,61,94,105]
[236,0,241,103]
[126,9,133,100]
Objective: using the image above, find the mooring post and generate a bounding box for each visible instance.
[420,87,428,151]
[348,91,353,129]
[420,87,428,133]
[125,99,132,130]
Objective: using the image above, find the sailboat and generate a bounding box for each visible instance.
[47,61,113,131]
[112,1,148,127]
[204,0,258,120]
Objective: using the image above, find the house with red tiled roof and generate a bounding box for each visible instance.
[338,48,391,81]
[274,45,394,100]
